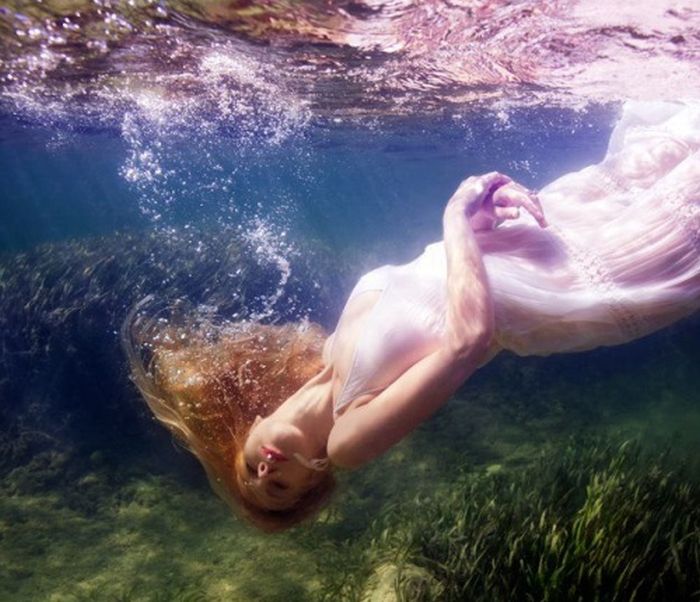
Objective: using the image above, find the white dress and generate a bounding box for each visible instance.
[333,102,700,416]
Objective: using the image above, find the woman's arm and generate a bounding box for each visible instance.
[442,172,509,357]
[328,172,509,469]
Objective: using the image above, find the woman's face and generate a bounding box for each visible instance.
[242,416,316,504]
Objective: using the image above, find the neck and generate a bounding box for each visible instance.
[271,365,335,457]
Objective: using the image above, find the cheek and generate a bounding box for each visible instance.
[304,469,324,489]
[284,467,313,489]
[242,434,257,463]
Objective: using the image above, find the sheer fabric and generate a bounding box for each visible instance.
[333,103,700,416]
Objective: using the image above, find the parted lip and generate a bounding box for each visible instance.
[261,445,289,463]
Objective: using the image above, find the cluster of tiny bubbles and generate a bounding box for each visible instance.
[1,0,161,123]
[118,42,311,223]
[111,40,315,327]
[0,1,321,342]
[237,217,297,323]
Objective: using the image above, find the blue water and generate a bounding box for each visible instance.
[0,107,612,255]
[1,105,615,448]
[1,101,699,601]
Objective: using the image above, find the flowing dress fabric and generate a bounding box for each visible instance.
[333,102,700,416]
[484,101,700,355]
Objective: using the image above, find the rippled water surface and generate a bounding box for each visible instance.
[2,0,700,121]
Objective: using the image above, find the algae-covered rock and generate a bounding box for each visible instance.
[5,450,71,495]
[362,562,444,602]
[485,463,502,475]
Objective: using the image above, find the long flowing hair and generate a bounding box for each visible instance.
[121,298,336,531]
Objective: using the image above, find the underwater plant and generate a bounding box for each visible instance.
[318,439,700,602]
[0,228,349,467]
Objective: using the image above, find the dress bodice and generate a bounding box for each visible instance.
[332,245,449,417]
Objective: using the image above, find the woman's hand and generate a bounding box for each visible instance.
[445,171,512,217]
[447,173,548,231]
[489,181,548,229]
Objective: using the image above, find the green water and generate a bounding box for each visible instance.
[2,309,698,600]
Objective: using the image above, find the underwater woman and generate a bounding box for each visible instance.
[124,101,700,531]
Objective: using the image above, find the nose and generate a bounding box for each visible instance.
[257,461,272,478]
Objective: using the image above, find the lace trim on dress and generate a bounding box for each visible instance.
[571,148,698,338]
[595,166,631,195]
[549,224,649,340]
[665,186,700,252]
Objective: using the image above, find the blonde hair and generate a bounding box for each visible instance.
[122,300,336,532]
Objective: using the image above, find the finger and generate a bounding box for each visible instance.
[450,172,512,213]
[495,206,520,220]
[524,193,548,228]
[511,185,547,227]
[460,173,510,200]
[494,188,547,228]
[479,171,512,194]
